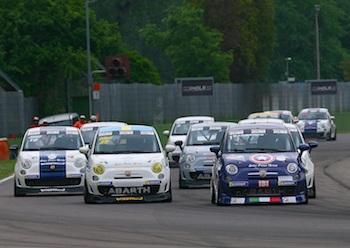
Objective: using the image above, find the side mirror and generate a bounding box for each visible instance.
[9,144,19,152]
[174,140,183,151]
[165,144,176,153]
[79,146,89,155]
[210,146,221,157]
[308,141,318,153]
[298,143,310,156]
[330,116,335,120]
[163,130,170,137]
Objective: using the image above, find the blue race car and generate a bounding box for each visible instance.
[210,123,309,205]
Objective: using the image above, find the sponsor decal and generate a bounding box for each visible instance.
[144,180,161,185]
[278,181,296,186]
[98,181,113,185]
[248,163,278,168]
[40,188,66,192]
[258,180,269,187]
[67,174,83,178]
[108,186,151,195]
[25,175,40,179]
[116,197,144,201]
[282,196,297,203]
[249,154,275,164]
[230,197,245,204]
[229,181,248,187]
[40,151,66,179]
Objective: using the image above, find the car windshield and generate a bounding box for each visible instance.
[172,123,191,135]
[23,132,82,151]
[94,130,160,154]
[187,127,226,146]
[299,111,327,120]
[225,128,295,153]
[81,127,99,144]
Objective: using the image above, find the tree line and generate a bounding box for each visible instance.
[1,0,349,115]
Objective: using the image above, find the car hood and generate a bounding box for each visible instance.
[183,146,215,157]
[222,152,299,167]
[89,153,166,168]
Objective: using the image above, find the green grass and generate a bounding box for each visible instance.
[0,113,349,180]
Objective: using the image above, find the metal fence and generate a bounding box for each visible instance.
[1,82,350,137]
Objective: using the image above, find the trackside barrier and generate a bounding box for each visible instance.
[0,138,10,160]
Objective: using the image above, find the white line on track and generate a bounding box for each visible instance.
[0,174,14,184]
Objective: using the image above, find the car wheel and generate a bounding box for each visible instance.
[178,170,188,189]
[308,177,316,199]
[216,181,224,206]
[326,132,332,141]
[332,129,337,141]
[14,177,25,197]
[163,185,172,202]
[210,180,216,204]
[84,181,95,204]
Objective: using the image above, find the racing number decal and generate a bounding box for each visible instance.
[258,180,269,188]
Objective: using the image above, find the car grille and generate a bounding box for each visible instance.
[189,172,211,181]
[229,187,296,196]
[98,185,160,196]
[25,178,82,186]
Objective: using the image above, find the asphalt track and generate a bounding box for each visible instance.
[1,134,350,248]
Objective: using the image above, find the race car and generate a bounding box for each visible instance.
[210,123,309,205]
[177,122,237,188]
[163,116,215,165]
[13,126,87,196]
[80,125,175,203]
[284,123,318,198]
[296,108,336,141]
[80,121,127,145]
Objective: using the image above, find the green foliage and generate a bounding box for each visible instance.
[140,5,233,82]
[187,0,275,83]
[0,0,162,116]
[269,0,350,83]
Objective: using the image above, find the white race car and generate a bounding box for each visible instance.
[80,125,175,203]
[296,108,336,141]
[163,116,215,165]
[13,126,87,196]
[80,121,127,145]
[284,123,318,198]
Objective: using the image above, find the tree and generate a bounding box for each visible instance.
[0,0,161,115]
[187,0,275,83]
[140,5,233,82]
[269,0,349,82]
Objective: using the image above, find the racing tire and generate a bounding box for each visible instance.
[163,186,172,202]
[178,170,188,189]
[326,132,332,141]
[210,180,216,204]
[308,177,316,199]
[216,181,224,206]
[332,130,337,141]
[84,181,95,204]
[14,178,25,197]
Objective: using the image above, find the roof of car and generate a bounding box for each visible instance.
[189,121,236,128]
[38,112,78,124]
[248,111,281,119]
[80,121,127,129]
[98,125,154,133]
[229,123,289,131]
[299,107,328,113]
[26,126,79,133]
[173,116,215,122]
[239,118,285,124]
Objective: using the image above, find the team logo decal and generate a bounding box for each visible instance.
[249,154,275,164]
[50,165,56,171]
[125,170,131,177]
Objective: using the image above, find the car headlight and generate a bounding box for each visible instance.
[21,159,32,169]
[186,154,196,163]
[225,164,238,175]
[152,162,163,173]
[74,158,86,168]
[287,163,298,174]
[93,164,105,175]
